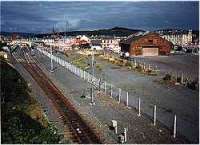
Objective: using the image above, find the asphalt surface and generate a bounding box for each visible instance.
[44,49,199,143]
[131,54,199,80]
[31,47,197,143]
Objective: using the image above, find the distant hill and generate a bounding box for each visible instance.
[1,27,145,38]
[36,27,145,38]
[0,32,36,38]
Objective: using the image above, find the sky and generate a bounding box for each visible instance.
[1,1,199,33]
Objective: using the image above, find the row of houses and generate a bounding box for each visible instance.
[157,30,194,46]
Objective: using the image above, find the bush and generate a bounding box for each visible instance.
[163,74,171,81]
[187,80,198,90]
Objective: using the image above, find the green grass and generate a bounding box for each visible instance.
[1,56,62,144]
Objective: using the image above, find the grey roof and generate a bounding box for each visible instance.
[120,32,164,45]
[91,39,102,44]
[120,32,149,44]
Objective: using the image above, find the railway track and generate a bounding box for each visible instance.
[13,48,101,144]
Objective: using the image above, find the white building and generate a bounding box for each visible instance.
[160,30,193,46]
[101,37,122,53]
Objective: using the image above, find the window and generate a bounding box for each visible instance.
[148,39,153,43]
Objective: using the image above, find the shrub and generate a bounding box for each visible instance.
[163,74,171,81]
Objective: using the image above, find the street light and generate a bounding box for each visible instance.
[50,39,54,73]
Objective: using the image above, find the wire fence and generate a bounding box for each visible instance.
[37,47,198,143]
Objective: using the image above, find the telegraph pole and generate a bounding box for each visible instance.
[50,44,54,72]
[64,16,69,41]
[90,50,95,105]
[50,25,55,73]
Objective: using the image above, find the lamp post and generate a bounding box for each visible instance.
[50,44,54,72]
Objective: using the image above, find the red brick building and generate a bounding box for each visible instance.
[120,32,173,56]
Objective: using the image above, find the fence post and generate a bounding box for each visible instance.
[90,87,95,105]
[110,84,113,98]
[81,70,83,78]
[138,97,141,116]
[83,71,85,80]
[126,92,129,107]
[149,64,151,70]
[87,73,90,82]
[134,59,137,67]
[118,88,121,103]
[173,114,177,138]
[98,78,101,91]
[104,82,107,95]
[181,73,184,84]
[153,105,157,126]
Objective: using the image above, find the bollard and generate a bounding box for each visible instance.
[124,128,127,142]
[173,114,177,138]
[118,88,121,103]
[126,92,129,107]
[110,84,113,98]
[138,97,141,116]
[112,120,118,134]
[153,105,157,126]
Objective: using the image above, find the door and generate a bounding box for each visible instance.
[142,47,158,56]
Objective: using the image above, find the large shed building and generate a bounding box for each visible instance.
[120,32,173,56]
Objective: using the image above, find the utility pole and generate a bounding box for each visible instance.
[64,16,69,41]
[50,25,55,73]
[90,50,95,105]
[50,44,54,72]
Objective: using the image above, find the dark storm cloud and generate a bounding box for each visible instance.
[1,1,199,33]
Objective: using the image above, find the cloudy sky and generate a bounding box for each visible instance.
[1,1,199,33]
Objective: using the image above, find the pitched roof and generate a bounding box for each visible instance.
[120,32,162,45]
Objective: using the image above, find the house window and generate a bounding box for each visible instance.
[148,39,153,43]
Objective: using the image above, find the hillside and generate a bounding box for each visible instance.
[1,27,145,38]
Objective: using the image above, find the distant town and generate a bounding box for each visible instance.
[1,27,199,55]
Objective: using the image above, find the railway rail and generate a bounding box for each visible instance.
[13,48,101,144]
